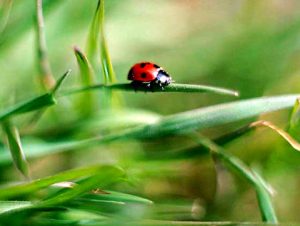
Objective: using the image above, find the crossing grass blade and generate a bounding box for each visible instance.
[0,70,69,122]
[49,189,152,216]
[66,191,153,218]
[0,165,118,200]
[61,83,239,97]
[0,166,125,219]
[217,149,278,223]
[2,120,29,178]
[136,94,300,138]
[192,134,278,223]
[0,94,56,122]
[37,166,125,207]
[0,94,298,164]
[0,201,33,216]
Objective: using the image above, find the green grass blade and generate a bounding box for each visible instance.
[85,0,116,82]
[85,0,119,109]
[85,190,153,205]
[217,152,278,223]
[137,94,300,138]
[74,46,96,116]
[74,47,94,86]
[100,35,116,84]
[192,134,277,223]
[2,120,29,178]
[0,94,297,163]
[288,98,300,137]
[61,83,239,97]
[38,166,124,207]
[0,201,33,215]
[98,0,116,84]
[251,170,277,222]
[0,165,116,200]
[0,94,56,122]
[0,70,68,122]
[51,69,71,95]
[66,190,152,217]
[86,0,101,68]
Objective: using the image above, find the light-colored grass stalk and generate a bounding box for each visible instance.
[35,0,55,90]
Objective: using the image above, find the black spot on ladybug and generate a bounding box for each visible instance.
[140,63,146,68]
[141,72,147,78]
[154,64,160,68]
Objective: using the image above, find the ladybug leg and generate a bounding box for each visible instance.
[149,81,157,92]
[156,81,164,91]
[145,83,153,92]
[130,81,139,92]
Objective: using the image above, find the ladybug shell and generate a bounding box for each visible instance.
[128,62,160,82]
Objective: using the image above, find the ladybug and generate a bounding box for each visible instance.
[128,62,172,90]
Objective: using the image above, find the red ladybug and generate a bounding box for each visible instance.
[128,62,172,90]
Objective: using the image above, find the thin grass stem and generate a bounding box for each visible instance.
[35,0,55,90]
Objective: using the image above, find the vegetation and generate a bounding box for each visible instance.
[0,0,300,225]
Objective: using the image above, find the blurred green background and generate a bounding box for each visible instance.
[1,0,300,223]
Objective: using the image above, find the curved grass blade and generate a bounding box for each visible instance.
[74,46,95,116]
[86,0,120,109]
[251,120,300,152]
[0,201,32,215]
[2,120,29,178]
[74,47,94,86]
[251,170,278,222]
[0,165,115,200]
[38,166,124,207]
[61,83,239,97]
[0,70,69,122]
[86,0,116,82]
[192,134,277,223]
[98,0,116,84]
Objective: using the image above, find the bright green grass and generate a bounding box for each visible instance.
[1,0,300,225]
